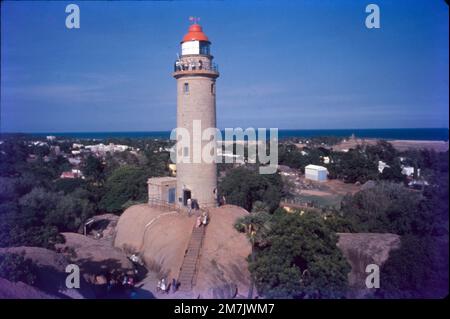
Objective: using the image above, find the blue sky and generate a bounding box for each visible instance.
[1,0,448,132]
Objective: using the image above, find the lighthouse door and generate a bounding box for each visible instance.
[183,190,191,206]
[168,188,176,204]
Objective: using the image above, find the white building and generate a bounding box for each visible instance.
[378,161,390,173]
[322,156,330,164]
[305,164,328,182]
[401,166,420,177]
[85,143,129,154]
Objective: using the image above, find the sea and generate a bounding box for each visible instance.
[20,128,449,141]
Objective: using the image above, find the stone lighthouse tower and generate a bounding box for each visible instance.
[173,21,219,209]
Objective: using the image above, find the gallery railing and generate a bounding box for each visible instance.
[173,61,219,73]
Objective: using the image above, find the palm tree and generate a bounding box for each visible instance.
[234,201,272,299]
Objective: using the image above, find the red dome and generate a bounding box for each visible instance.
[182,24,209,43]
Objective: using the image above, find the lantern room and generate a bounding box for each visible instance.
[181,23,211,56]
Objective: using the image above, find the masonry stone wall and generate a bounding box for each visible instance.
[175,57,218,208]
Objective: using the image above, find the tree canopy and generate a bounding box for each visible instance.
[246,211,350,298]
[99,166,149,213]
[219,167,283,212]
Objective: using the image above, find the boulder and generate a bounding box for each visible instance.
[114,204,252,298]
[336,232,401,298]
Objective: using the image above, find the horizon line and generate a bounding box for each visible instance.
[1,127,449,135]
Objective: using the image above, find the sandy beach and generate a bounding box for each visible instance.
[331,138,449,152]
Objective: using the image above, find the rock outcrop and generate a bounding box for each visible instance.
[114,204,252,298]
[336,232,401,298]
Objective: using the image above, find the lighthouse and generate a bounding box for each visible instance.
[173,20,219,209]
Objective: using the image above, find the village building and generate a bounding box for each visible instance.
[304,164,328,182]
[378,160,390,173]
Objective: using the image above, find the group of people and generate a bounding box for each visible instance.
[186,198,209,227]
[186,198,200,216]
[157,277,178,294]
[175,59,209,72]
[196,211,208,228]
[92,270,137,298]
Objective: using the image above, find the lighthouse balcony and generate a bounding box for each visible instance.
[173,62,219,78]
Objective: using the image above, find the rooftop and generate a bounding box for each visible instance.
[182,23,209,43]
[147,176,177,185]
[305,164,328,171]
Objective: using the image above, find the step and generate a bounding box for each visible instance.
[180,268,195,275]
[177,224,206,292]
[185,254,198,260]
[178,278,192,287]
[180,269,196,276]
[180,270,195,276]
[178,275,193,282]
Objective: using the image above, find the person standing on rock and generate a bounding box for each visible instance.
[187,198,192,216]
[160,278,167,293]
[202,212,208,226]
[171,278,177,293]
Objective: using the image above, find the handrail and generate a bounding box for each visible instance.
[148,198,181,213]
[174,61,219,73]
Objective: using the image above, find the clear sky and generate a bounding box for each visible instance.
[1,0,448,132]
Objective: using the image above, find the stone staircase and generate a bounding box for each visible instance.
[177,223,206,291]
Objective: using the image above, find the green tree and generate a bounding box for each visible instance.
[219,167,283,212]
[249,212,350,298]
[235,202,272,298]
[82,155,104,182]
[328,147,379,183]
[340,181,441,236]
[52,178,86,194]
[380,162,406,183]
[99,166,149,213]
[0,252,37,285]
[366,140,398,163]
[45,194,95,232]
[377,235,448,298]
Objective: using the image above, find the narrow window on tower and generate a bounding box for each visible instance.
[211,83,215,95]
[184,83,189,94]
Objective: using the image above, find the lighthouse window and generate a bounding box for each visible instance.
[200,43,210,55]
[183,83,189,94]
[211,83,215,95]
